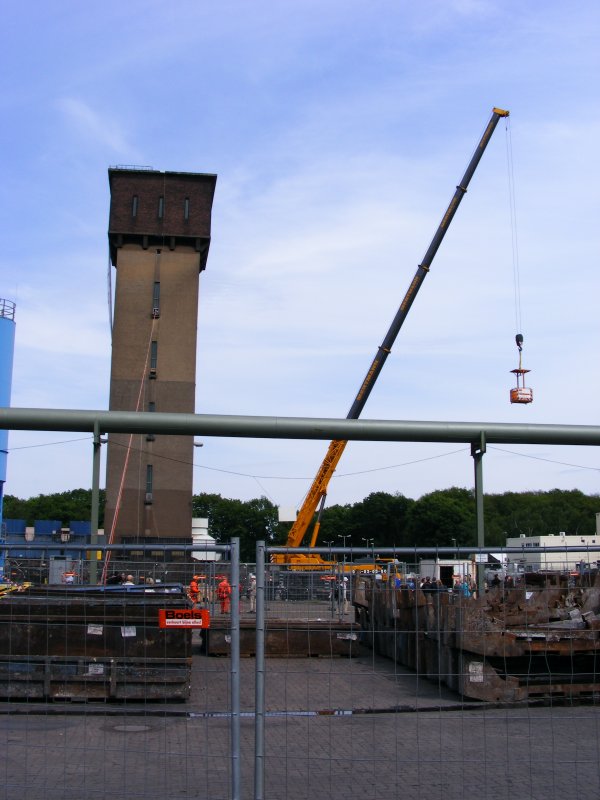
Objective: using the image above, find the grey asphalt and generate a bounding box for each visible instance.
[1,606,599,800]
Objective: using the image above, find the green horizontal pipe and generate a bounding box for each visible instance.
[2,543,230,553]
[4,543,599,556]
[0,407,599,446]
[269,545,600,555]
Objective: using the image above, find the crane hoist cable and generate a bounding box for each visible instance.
[504,118,533,404]
[101,322,157,582]
[505,115,523,336]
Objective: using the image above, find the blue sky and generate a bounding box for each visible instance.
[1,1,599,516]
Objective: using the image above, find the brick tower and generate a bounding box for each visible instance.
[104,168,217,544]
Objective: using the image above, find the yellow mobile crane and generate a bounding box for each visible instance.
[274,107,510,569]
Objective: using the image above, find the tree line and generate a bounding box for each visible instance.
[3,487,598,562]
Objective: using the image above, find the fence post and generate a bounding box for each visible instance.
[471,433,486,596]
[254,540,266,800]
[89,424,103,585]
[230,537,241,800]
[209,561,216,617]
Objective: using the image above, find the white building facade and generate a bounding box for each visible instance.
[506,532,600,572]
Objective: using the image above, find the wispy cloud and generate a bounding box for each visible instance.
[2,0,599,506]
[57,97,141,160]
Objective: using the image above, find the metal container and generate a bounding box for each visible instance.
[34,519,62,535]
[0,584,193,701]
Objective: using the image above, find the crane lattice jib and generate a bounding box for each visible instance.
[287,107,509,550]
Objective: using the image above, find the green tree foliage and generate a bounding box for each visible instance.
[354,491,415,547]
[192,493,279,562]
[319,492,414,548]
[3,487,598,557]
[405,488,476,547]
[3,489,105,527]
[483,489,599,545]
[316,503,354,544]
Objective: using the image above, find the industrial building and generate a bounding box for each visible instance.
[3,519,91,584]
[506,530,600,572]
[104,168,217,545]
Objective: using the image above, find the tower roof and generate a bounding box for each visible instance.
[108,167,217,269]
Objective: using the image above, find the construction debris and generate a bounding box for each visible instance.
[353,572,600,702]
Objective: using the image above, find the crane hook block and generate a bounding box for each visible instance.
[510,334,532,403]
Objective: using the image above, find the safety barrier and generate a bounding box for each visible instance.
[1,541,600,799]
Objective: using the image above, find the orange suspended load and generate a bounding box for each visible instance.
[510,333,533,404]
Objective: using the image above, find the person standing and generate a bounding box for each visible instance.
[468,574,478,599]
[340,576,349,614]
[247,574,257,612]
[217,576,232,614]
[189,575,200,605]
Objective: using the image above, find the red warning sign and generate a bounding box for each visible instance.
[158,608,210,629]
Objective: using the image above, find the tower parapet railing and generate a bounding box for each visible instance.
[0,299,15,321]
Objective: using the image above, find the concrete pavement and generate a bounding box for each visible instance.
[1,619,599,799]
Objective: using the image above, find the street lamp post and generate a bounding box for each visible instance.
[337,534,350,618]
[324,541,335,617]
[362,538,375,576]
[338,534,350,571]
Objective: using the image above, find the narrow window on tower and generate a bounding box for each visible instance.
[158,196,164,219]
[152,282,160,318]
[132,195,138,217]
[184,197,190,220]
[149,341,158,378]
[147,401,156,442]
[145,465,153,504]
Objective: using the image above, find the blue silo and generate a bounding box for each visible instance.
[0,299,16,581]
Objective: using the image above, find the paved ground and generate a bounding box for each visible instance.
[1,605,600,799]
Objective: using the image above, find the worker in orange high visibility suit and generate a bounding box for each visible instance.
[188,576,200,605]
[217,577,232,614]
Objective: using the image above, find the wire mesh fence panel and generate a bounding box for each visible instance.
[2,545,600,799]
[0,547,238,800]
[255,550,600,800]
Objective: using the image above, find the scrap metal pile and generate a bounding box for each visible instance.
[353,572,600,702]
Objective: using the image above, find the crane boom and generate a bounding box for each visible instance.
[283,107,509,554]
